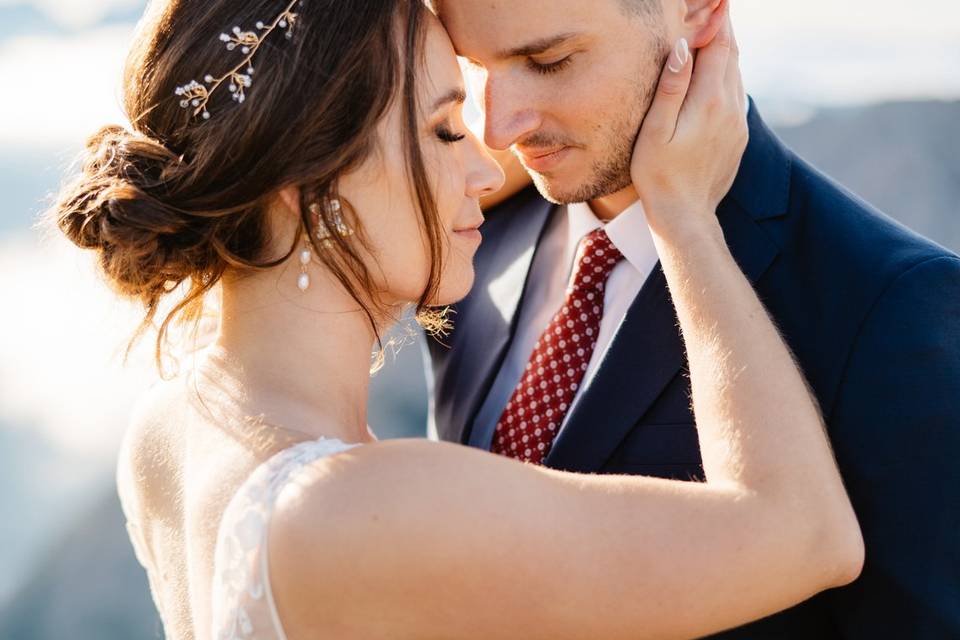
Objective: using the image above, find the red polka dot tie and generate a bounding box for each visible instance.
[491,227,624,464]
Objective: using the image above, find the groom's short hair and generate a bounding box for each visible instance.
[430,0,661,20]
[619,0,663,19]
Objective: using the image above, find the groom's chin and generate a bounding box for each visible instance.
[527,167,591,205]
[529,174,570,205]
[529,169,632,206]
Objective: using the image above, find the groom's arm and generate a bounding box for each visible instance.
[826,254,960,638]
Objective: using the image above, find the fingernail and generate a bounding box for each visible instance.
[667,38,690,73]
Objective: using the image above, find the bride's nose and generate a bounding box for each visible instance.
[465,137,506,199]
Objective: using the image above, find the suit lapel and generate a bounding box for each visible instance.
[439,186,555,444]
[545,99,793,472]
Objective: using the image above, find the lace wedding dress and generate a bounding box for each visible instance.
[210,437,361,640]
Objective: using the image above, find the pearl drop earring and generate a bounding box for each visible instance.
[297,233,312,292]
[298,196,353,293]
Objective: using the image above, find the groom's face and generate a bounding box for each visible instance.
[438,0,672,204]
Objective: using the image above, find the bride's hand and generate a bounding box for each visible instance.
[630,12,747,240]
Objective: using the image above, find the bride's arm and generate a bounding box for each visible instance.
[268,19,863,640]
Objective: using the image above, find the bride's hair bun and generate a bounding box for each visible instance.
[48,0,444,371]
[54,125,216,305]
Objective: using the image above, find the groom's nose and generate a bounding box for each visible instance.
[482,76,543,151]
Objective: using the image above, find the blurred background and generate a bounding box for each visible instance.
[0,0,957,637]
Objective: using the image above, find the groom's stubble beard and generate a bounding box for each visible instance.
[526,30,670,205]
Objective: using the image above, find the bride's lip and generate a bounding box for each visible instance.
[454,215,484,242]
[454,228,482,243]
[453,215,484,233]
[517,146,571,172]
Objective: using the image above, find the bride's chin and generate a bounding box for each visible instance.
[429,269,476,308]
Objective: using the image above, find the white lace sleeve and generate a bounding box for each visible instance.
[210,438,360,640]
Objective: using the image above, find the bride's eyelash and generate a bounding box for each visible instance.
[436,125,466,144]
[527,55,574,75]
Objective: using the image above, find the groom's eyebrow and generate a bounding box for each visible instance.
[496,32,582,59]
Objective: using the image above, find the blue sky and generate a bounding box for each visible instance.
[2,0,959,149]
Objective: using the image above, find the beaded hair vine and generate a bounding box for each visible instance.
[174,0,303,120]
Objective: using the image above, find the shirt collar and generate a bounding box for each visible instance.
[566,199,656,274]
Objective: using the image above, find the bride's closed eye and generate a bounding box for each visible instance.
[435,122,466,144]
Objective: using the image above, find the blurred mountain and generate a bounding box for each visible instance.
[773,99,960,253]
[0,423,103,606]
[0,490,162,640]
[2,98,957,639]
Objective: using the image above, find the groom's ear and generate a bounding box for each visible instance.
[680,0,728,49]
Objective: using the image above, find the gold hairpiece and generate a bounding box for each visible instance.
[175,0,302,120]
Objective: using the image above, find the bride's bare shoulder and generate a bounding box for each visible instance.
[265,439,463,632]
[263,438,555,636]
[269,438,458,522]
[267,438,480,553]
[116,378,189,514]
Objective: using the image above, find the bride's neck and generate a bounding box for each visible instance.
[202,267,383,445]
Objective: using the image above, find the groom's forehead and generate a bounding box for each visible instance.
[436,0,621,57]
[433,0,625,15]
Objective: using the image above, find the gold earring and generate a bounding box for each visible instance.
[309,198,353,249]
[297,197,354,293]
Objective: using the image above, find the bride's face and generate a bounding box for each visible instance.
[336,15,504,309]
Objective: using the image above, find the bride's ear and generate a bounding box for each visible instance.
[278,185,302,216]
[681,0,729,49]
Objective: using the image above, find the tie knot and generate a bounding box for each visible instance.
[568,227,623,294]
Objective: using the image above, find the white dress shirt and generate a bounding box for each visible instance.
[463,99,752,448]
[468,199,660,449]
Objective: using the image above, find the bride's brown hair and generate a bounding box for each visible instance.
[50,0,445,372]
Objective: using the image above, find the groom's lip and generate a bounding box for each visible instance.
[517,146,571,172]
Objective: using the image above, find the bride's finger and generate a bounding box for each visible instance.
[688,8,732,105]
[726,21,745,113]
[642,38,693,144]
[725,16,739,82]
[735,70,745,115]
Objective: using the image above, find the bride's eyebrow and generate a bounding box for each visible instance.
[431,87,467,113]
[496,32,583,59]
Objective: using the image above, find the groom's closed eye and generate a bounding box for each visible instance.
[494,32,583,59]
[493,32,587,78]
[527,55,575,75]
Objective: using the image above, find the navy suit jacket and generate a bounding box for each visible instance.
[425,99,960,638]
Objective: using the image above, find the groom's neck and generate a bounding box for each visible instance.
[588,184,640,221]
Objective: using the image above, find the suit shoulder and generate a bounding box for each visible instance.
[783,153,957,282]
